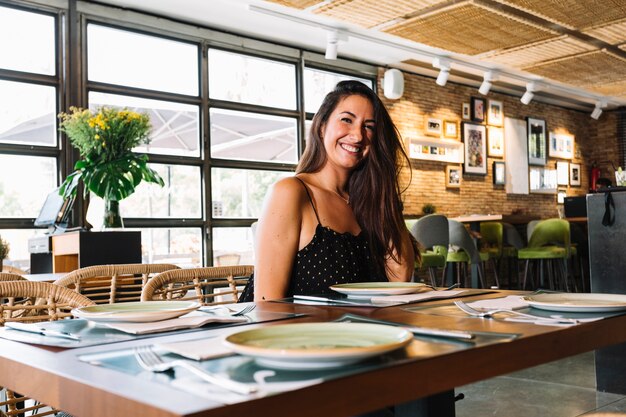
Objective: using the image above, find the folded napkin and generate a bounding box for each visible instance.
[371,289,467,304]
[466,296,529,310]
[157,337,234,361]
[103,314,247,335]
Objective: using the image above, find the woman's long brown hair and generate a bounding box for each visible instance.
[297,80,417,277]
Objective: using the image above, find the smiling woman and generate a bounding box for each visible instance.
[239,80,418,302]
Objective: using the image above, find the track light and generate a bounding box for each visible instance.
[591,101,607,120]
[433,58,451,86]
[520,82,537,105]
[479,71,498,95]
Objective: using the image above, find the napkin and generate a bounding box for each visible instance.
[157,337,234,361]
[103,314,247,335]
[466,296,529,310]
[371,289,467,304]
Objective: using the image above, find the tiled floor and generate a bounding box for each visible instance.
[456,352,626,417]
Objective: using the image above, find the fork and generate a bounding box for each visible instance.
[454,301,579,324]
[133,346,257,395]
[199,304,256,316]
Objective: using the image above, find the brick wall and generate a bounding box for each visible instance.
[377,68,620,218]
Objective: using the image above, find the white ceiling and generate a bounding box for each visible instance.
[90,0,626,112]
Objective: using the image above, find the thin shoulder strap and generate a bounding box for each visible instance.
[294,176,321,225]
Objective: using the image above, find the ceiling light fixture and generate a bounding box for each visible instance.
[325,31,339,60]
[591,101,607,120]
[479,71,498,95]
[433,58,451,86]
[521,82,537,105]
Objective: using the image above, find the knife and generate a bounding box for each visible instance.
[294,295,367,306]
[337,313,475,340]
[5,322,81,341]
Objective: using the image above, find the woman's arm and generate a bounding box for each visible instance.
[384,228,416,282]
[253,177,305,301]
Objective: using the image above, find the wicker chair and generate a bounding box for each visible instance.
[1,265,27,275]
[141,265,254,305]
[0,281,94,417]
[0,272,26,282]
[54,263,179,304]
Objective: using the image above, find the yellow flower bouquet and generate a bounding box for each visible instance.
[58,106,164,227]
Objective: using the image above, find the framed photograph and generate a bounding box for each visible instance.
[425,117,443,137]
[462,103,470,120]
[556,161,569,185]
[446,165,461,188]
[443,120,458,139]
[569,163,581,186]
[462,122,487,175]
[487,100,503,126]
[493,161,505,185]
[487,126,504,157]
[529,166,557,194]
[549,132,575,159]
[470,97,486,123]
[557,189,567,204]
[527,117,547,166]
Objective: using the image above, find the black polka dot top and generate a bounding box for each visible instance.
[239,178,382,302]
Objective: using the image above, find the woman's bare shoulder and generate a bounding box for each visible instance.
[267,176,308,202]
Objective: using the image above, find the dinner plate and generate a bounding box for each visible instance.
[71,301,201,323]
[523,293,626,313]
[330,282,427,299]
[223,322,412,370]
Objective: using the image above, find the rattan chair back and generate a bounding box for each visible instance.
[142,265,254,305]
[1,265,27,275]
[0,272,27,282]
[54,263,179,304]
[0,281,94,417]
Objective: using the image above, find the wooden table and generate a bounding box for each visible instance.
[22,273,66,282]
[1,291,625,417]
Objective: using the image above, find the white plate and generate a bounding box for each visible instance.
[71,301,201,323]
[223,322,412,370]
[330,282,427,299]
[523,293,626,313]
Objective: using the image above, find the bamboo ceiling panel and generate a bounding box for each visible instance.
[265,0,324,9]
[524,50,626,88]
[582,18,626,45]
[313,0,448,29]
[587,80,626,98]
[479,35,594,68]
[497,0,626,30]
[384,2,556,55]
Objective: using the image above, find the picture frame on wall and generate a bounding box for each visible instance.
[549,132,575,160]
[527,117,547,166]
[557,189,567,204]
[487,126,504,157]
[487,100,503,126]
[446,165,461,188]
[570,163,581,186]
[493,161,505,185]
[462,103,470,120]
[470,97,486,123]
[529,166,557,194]
[556,161,569,185]
[443,120,458,139]
[425,117,443,137]
[462,122,487,175]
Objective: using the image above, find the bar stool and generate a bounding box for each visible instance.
[518,218,573,291]
[410,214,449,286]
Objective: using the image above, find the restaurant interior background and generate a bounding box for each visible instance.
[1,0,625,272]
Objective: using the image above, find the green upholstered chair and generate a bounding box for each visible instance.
[410,214,448,286]
[502,223,525,288]
[518,218,573,291]
[444,220,487,288]
[478,222,502,288]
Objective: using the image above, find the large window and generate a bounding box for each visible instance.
[0,3,375,271]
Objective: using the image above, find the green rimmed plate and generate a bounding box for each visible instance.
[330,282,427,299]
[223,322,412,370]
[71,301,201,323]
[523,293,626,313]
